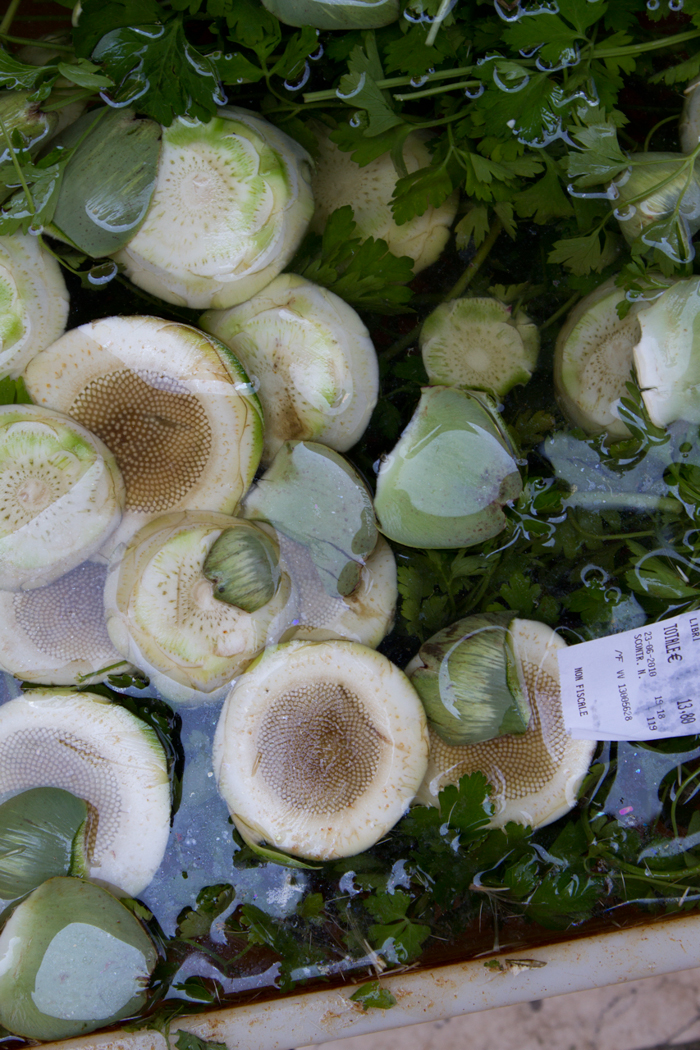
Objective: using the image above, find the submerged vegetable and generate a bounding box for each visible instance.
[611,153,700,262]
[0,877,157,1040]
[260,0,399,29]
[0,233,69,379]
[310,127,458,273]
[242,440,377,597]
[23,315,263,556]
[0,403,124,590]
[633,276,700,426]
[0,690,171,895]
[420,297,539,397]
[281,532,397,648]
[0,560,129,686]
[0,788,88,900]
[415,622,596,828]
[201,273,379,465]
[104,512,293,703]
[213,640,428,860]
[374,386,522,549]
[406,614,532,746]
[553,276,646,438]
[113,109,315,309]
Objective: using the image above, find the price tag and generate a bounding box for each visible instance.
[558,610,700,740]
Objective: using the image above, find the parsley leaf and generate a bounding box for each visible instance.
[337,34,404,138]
[93,20,224,125]
[287,206,414,314]
[350,981,397,1010]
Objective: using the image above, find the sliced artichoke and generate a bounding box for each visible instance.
[113,108,314,309]
[0,404,124,590]
[414,621,596,828]
[0,877,157,1041]
[611,153,700,262]
[242,440,377,597]
[260,0,399,28]
[633,276,700,426]
[0,690,171,895]
[420,297,539,397]
[553,276,651,438]
[280,532,397,648]
[0,233,69,378]
[23,315,263,556]
[310,127,458,274]
[0,560,129,685]
[680,76,700,154]
[213,640,428,860]
[46,107,162,257]
[374,386,522,549]
[0,788,88,901]
[406,613,531,745]
[201,273,379,465]
[104,512,294,704]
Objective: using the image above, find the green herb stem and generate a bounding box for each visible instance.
[0,33,72,49]
[446,218,504,300]
[303,65,474,103]
[393,80,480,103]
[0,0,22,37]
[592,28,700,61]
[539,292,580,333]
[0,115,34,216]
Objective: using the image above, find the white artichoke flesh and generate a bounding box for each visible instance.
[0,690,171,895]
[213,640,429,860]
[201,272,379,465]
[23,314,263,557]
[113,108,314,309]
[0,233,69,379]
[0,403,125,590]
[104,511,295,704]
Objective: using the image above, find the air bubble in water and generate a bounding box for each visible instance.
[410,75,429,87]
[646,0,660,8]
[349,113,362,127]
[28,223,43,237]
[670,0,684,9]
[310,44,324,60]
[614,204,637,221]
[284,61,310,91]
[464,83,485,99]
[493,67,529,92]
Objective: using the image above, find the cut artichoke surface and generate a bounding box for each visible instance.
[553,276,648,438]
[113,108,314,309]
[0,232,69,378]
[0,403,124,590]
[310,128,458,273]
[104,512,294,704]
[0,690,171,895]
[23,314,263,556]
[0,877,157,1041]
[413,621,596,828]
[0,560,129,685]
[201,272,379,465]
[634,276,700,426]
[213,640,429,860]
[420,297,539,397]
[280,533,397,648]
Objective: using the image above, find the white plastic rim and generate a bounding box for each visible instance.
[0,690,171,895]
[310,129,458,274]
[213,640,429,860]
[113,109,314,309]
[0,403,124,590]
[201,273,379,465]
[23,315,264,556]
[0,233,69,379]
[415,622,597,829]
[104,511,294,704]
